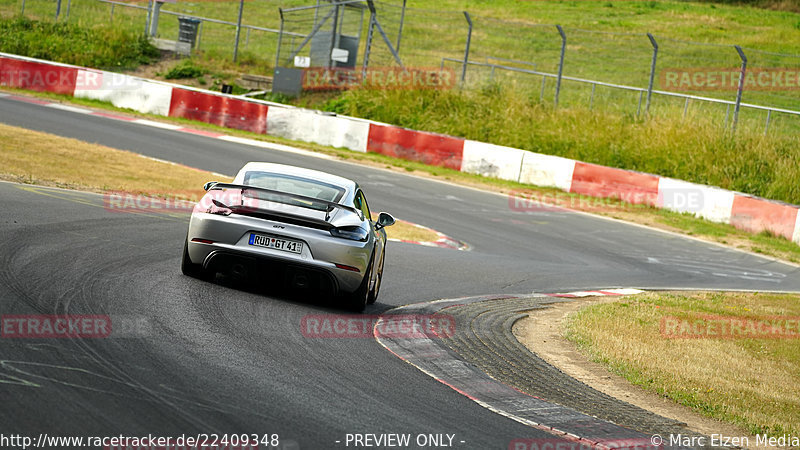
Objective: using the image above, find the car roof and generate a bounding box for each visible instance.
[234,162,358,195]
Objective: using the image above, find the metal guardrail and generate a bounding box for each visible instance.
[441,56,800,134]
[98,0,305,44]
[45,0,800,135]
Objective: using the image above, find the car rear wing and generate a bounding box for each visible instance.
[205,182,360,222]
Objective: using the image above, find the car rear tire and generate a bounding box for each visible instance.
[367,250,385,305]
[181,239,212,281]
[345,251,375,312]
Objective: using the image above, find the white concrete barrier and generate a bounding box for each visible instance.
[461,140,526,181]
[793,212,800,245]
[657,177,735,223]
[266,107,369,152]
[74,69,173,116]
[518,152,576,191]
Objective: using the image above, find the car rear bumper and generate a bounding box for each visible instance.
[186,212,370,294]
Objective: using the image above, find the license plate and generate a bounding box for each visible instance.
[248,233,303,254]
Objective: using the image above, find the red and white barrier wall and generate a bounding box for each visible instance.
[74,69,173,115]
[266,106,369,151]
[1,52,798,244]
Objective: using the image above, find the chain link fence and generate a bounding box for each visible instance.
[3,0,799,133]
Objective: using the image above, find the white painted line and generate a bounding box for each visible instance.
[549,289,644,297]
[217,135,334,159]
[631,286,800,294]
[44,103,92,114]
[132,119,182,130]
[602,288,645,295]
[0,93,10,98]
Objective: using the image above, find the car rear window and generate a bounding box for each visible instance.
[243,172,345,205]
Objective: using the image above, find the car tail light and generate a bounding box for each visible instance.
[330,226,369,242]
[335,263,361,273]
[191,238,215,244]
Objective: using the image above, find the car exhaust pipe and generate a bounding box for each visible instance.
[293,274,309,289]
[230,263,248,279]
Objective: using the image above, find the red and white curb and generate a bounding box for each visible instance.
[545,288,644,298]
[375,290,649,450]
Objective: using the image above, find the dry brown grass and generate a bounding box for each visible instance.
[0,122,221,197]
[371,214,440,243]
[565,291,800,437]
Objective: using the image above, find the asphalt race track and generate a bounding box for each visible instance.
[1,95,799,449]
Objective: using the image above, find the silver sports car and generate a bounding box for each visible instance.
[181,162,395,311]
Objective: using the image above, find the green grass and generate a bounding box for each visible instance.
[0,15,158,69]
[565,291,800,436]
[5,0,800,103]
[162,58,206,80]
[312,85,800,205]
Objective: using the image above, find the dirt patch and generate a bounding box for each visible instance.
[123,53,180,79]
[512,298,773,449]
[122,52,210,89]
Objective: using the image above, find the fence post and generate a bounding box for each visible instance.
[233,0,244,62]
[540,76,546,101]
[764,109,772,135]
[196,21,202,49]
[396,0,407,54]
[328,1,340,69]
[732,45,747,133]
[724,104,730,129]
[275,8,284,71]
[144,0,151,36]
[21,0,26,15]
[149,1,162,37]
[461,11,473,84]
[636,91,643,116]
[55,0,61,20]
[645,33,658,116]
[362,2,376,80]
[555,25,566,108]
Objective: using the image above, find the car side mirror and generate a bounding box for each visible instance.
[203,181,218,191]
[375,212,396,230]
